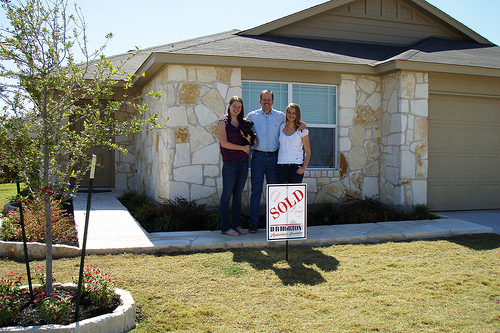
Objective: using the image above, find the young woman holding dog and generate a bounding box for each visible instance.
[277,103,311,184]
[218,96,256,235]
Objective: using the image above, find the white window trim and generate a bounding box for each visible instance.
[242,80,338,170]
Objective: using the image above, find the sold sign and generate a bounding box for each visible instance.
[266,184,307,241]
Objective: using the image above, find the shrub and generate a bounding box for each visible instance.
[410,204,439,220]
[0,273,23,326]
[78,265,117,309]
[0,198,77,246]
[154,197,207,232]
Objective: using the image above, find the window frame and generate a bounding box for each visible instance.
[242,80,338,170]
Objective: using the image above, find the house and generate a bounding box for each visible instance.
[95,0,500,211]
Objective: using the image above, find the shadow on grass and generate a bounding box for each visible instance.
[446,233,500,251]
[231,246,339,286]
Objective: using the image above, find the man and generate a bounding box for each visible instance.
[246,90,305,233]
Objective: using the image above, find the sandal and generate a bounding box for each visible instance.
[222,228,239,236]
[234,227,246,235]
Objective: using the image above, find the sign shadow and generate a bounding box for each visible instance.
[231,246,339,286]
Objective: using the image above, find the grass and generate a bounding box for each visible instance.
[1,234,499,332]
[0,182,19,209]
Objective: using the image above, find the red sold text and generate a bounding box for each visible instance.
[269,190,304,220]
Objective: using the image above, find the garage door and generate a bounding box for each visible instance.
[428,94,500,210]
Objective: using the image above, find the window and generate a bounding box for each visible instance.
[242,81,337,168]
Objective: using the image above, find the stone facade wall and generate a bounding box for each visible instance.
[379,71,429,206]
[126,67,428,209]
[134,65,241,204]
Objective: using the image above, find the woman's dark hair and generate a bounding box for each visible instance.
[227,96,245,122]
[286,103,301,128]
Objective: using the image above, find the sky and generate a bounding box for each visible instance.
[75,0,499,59]
[0,0,499,59]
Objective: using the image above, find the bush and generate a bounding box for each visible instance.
[0,198,78,246]
[154,197,207,232]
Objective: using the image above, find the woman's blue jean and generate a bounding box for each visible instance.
[277,164,304,184]
[220,160,249,232]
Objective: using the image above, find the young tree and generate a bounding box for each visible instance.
[0,0,159,295]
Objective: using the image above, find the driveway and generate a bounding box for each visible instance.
[437,210,500,234]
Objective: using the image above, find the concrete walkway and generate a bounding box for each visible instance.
[72,191,498,256]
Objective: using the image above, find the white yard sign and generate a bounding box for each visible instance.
[266,184,307,241]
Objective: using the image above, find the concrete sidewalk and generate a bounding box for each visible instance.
[72,191,497,256]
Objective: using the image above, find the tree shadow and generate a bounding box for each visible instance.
[446,233,500,251]
[231,246,339,286]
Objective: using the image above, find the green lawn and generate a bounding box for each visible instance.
[1,234,499,332]
[0,182,19,210]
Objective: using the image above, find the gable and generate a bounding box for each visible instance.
[241,0,490,46]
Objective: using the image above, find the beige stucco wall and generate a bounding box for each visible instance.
[129,64,429,209]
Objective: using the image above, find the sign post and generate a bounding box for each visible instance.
[266,184,307,262]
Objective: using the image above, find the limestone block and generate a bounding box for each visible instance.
[192,184,217,200]
[217,82,229,100]
[175,128,189,143]
[339,152,348,179]
[385,166,399,185]
[178,83,200,105]
[388,133,404,146]
[401,72,416,99]
[354,106,374,128]
[230,68,241,87]
[187,67,196,81]
[169,181,190,199]
[401,150,416,179]
[381,182,395,205]
[351,171,362,191]
[366,92,382,112]
[187,107,197,125]
[390,113,407,133]
[167,65,187,82]
[340,80,356,108]
[196,67,217,83]
[202,89,225,115]
[349,126,365,147]
[208,124,219,138]
[363,177,379,198]
[193,143,220,165]
[364,140,380,161]
[364,161,379,177]
[204,165,220,177]
[387,91,398,114]
[347,148,367,170]
[303,178,317,192]
[412,180,427,204]
[342,189,361,202]
[167,106,188,126]
[400,99,410,113]
[417,159,428,179]
[317,177,331,186]
[339,136,351,151]
[173,165,203,184]
[324,181,345,198]
[358,91,368,106]
[339,108,355,127]
[174,143,191,167]
[191,126,214,151]
[411,99,428,117]
[382,76,397,101]
[167,83,176,107]
[358,77,377,94]
[218,67,231,85]
[195,104,219,126]
[412,141,428,159]
[414,117,428,141]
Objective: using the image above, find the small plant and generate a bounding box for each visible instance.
[34,292,72,324]
[79,265,117,308]
[154,197,207,232]
[410,204,439,220]
[0,273,23,326]
[0,197,77,245]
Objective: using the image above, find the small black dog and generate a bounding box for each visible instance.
[240,119,256,146]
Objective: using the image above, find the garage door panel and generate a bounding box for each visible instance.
[428,94,500,210]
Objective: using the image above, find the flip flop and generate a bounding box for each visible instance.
[234,227,246,235]
[222,228,239,236]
